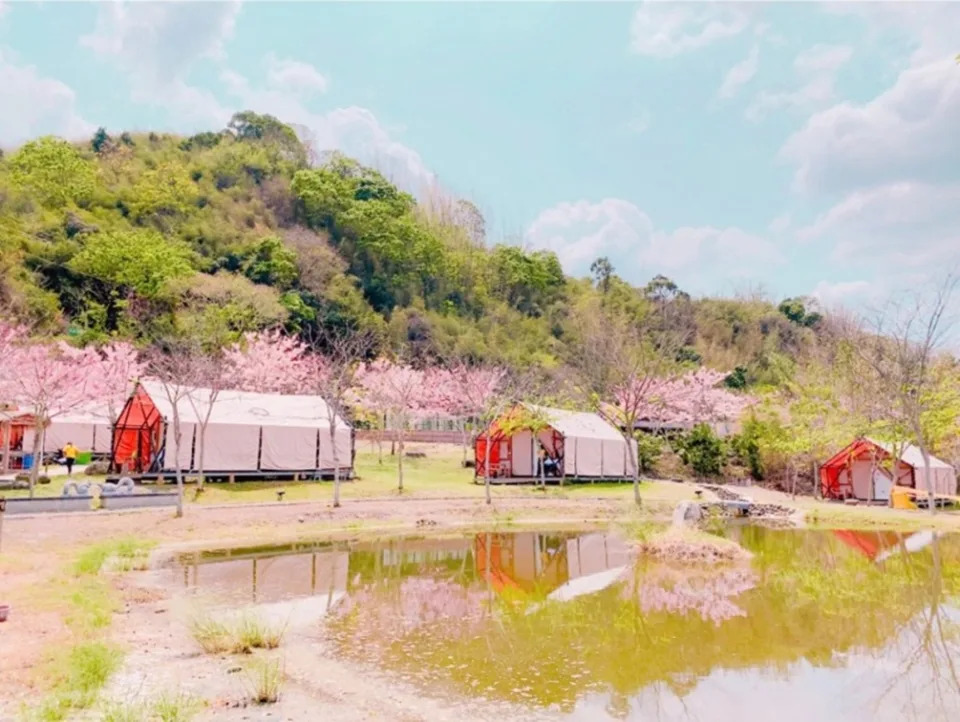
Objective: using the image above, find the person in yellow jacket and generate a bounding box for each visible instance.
[63,441,78,475]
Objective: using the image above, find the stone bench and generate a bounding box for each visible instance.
[3,496,94,515]
[99,492,179,510]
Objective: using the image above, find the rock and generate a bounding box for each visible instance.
[298,516,305,523]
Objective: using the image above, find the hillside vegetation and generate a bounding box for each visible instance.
[0,112,820,385]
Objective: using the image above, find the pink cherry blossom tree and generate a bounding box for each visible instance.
[302,331,373,508]
[433,363,507,466]
[0,323,26,473]
[355,359,436,493]
[0,338,107,493]
[96,341,146,426]
[658,368,753,427]
[224,329,312,394]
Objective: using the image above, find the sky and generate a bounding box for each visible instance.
[1,0,959,314]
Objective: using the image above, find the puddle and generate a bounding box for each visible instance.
[166,527,960,721]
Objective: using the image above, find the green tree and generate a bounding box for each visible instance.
[590,257,614,295]
[8,137,98,207]
[91,127,111,154]
[227,110,307,168]
[70,229,195,297]
[126,164,198,221]
[243,236,299,289]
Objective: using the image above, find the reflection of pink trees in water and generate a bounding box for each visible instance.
[333,577,489,645]
[629,566,757,625]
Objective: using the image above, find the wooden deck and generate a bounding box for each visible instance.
[474,476,633,486]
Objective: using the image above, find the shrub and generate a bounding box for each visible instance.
[635,433,663,474]
[674,424,726,477]
[730,417,764,480]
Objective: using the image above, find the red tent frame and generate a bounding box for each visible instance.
[112,384,164,474]
[819,437,915,500]
[474,412,565,479]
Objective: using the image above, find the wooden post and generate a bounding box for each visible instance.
[228,473,235,484]
[1,420,10,475]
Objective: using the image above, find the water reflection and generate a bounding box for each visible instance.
[171,528,960,721]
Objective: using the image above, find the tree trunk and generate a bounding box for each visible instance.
[28,418,43,499]
[397,430,404,493]
[625,430,641,507]
[196,427,206,492]
[171,416,184,518]
[461,422,468,466]
[331,425,341,508]
[484,432,492,505]
[1,420,10,475]
[919,443,936,516]
[790,464,797,500]
[538,439,546,490]
[813,459,820,500]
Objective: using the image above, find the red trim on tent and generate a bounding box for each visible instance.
[819,437,915,500]
[112,384,163,473]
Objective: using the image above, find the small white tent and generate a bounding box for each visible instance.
[476,405,636,479]
[113,381,353,475]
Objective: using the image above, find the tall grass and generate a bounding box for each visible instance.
[23,537,155,721]
[72,537,155,576]
[25,642,120,722]
[189,611,285,654]
[244,657,285,705]
[98,692,201,722]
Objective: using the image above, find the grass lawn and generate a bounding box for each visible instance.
[0,442,699,506]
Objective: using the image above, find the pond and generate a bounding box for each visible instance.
[168,526,960,721]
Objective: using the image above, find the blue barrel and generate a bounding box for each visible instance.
[22,454,33,470]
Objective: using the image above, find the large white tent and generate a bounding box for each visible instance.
[476,404,636,479]
[820,437,957,501]
[21,407,113,455]
[114,380,353,475]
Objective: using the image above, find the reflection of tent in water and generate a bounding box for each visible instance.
[474,531,631,598]
[833,529,935,562]
[176,546,350,617]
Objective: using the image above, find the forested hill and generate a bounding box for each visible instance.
[0,111,822,387]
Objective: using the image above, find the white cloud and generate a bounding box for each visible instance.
[800,182,960,267]
[768,213,791,234]
[718,45,759,100]
[630,1,748,58]
[780,58,960,195]
[625,110,652,134]
[79,2,432,196]
[810,280,872,308]
[80,1,239,128]
[0,49,94,146]
[265,54,328,96]
[82,1,240,83]
[524,198,782,289]
[746,44,852,122]
[223,70,435,195]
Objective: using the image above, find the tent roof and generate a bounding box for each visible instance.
[54,405,113,426]
[866,438,953,470]
[823,437,953,471]
[525,404,624,442]
[139,380,350,430]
